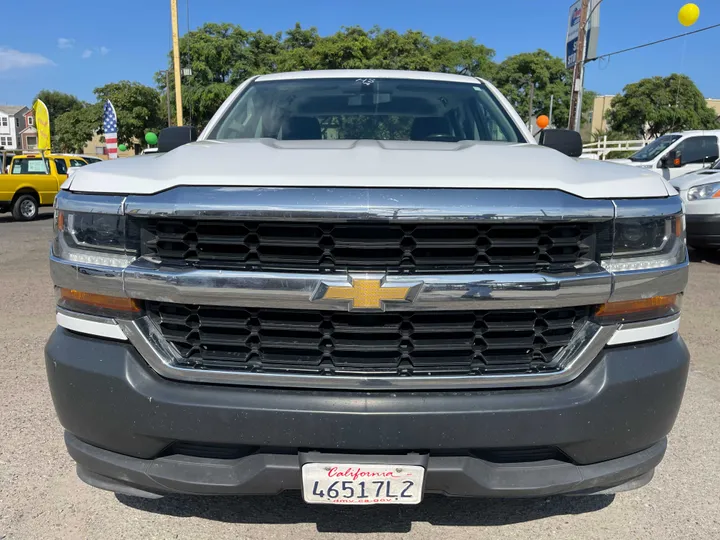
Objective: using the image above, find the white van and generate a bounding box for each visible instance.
[609,130,720,180]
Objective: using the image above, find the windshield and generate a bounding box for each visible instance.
[209,78,525,143]
[630,134,682,162]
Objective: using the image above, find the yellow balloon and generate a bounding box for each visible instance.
[678,3,700,27]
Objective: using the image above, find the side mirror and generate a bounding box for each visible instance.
[158,126,198,153]
[538,129,583,158]
[663,150,680,168]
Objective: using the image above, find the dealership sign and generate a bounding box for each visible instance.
[565,0,600,69]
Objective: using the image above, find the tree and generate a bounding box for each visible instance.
[607,74,718,140]
[33,90,84,136]
[53,104,101,153]
[492,49,592,129]
[156,23,497,128]
[93,81,163,145]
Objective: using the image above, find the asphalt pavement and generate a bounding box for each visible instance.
[0,208,718,539]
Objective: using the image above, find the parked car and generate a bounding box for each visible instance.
[69,154,103,164]
[608,130,720,180]
[47,70,689,503]
[671,159,720,250]
[0,154,86,220]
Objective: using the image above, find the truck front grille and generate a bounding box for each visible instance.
[145,302,590,377]
[137,219,594,274]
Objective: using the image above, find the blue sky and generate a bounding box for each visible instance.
[1,0,718,107]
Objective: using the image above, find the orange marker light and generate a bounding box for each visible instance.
[60,288,140,312]
[674,216,684,237]
[596,295,679,322]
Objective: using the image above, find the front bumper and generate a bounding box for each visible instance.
[46,328,690,498]
[686,214,720,248]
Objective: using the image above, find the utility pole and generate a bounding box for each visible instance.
[568,0,590,132]
[170,0,183,127]
[527,81,535,130]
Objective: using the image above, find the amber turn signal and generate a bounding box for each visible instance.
[59,288,140,312]
[596,294,680,323]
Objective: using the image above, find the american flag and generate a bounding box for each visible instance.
[103,100,118,159]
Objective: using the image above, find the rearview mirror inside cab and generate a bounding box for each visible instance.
[538,129,583,158]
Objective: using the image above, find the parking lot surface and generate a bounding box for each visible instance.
[1,209,719,539]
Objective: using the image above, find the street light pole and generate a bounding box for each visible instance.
[170,0,183,126]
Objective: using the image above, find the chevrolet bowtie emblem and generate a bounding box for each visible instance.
[313,275,423,311]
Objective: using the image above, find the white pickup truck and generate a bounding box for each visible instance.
[46,70,689,503]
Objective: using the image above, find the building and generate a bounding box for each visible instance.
[591,95,720,136]
[82,132,138,159]
[590,95,614,135]
[707,99,720,117]
[0,105,29,150]
[19,109,37,150]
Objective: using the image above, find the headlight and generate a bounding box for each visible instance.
[687,182,720,201]
[602,214,686,272]
[53,209,138,267]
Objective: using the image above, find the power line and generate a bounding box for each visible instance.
[586,22,720,63]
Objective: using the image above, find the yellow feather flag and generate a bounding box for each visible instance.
[33,99,51,152]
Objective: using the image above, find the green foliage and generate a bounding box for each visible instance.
[157,23,497,128]
[33,90,85,136]
[493,50,593,128]
[607,74,718,139]
[591,129,635,143]
[53,104,101,153]
[51,82,163,152]
[93,81,164,145]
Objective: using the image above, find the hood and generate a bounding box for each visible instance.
[606,158,633,165]
[605,158,659,173]
[670,167,720,191]
[66,139,671,199]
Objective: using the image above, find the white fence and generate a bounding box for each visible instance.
[581,137,647,160]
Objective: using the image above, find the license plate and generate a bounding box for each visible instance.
[301,463,425,505]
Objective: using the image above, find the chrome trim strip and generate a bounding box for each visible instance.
[50,250,688,312]
[614,196,683,219]
[50,251,126,298]
[117,317,617,390]
[607,314,681,346]
[123,187,615,222]
[609,260,689,302]
[55,191,125,214]
[56,308,127,341]
[122,259,613,311]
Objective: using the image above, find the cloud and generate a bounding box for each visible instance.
[0,48,54,72]
[57,38,75,49]
[99,46,109,55]
[81,49,92,59]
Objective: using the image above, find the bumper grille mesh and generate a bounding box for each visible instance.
[137,219,594,274]
[146,303,590,377]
